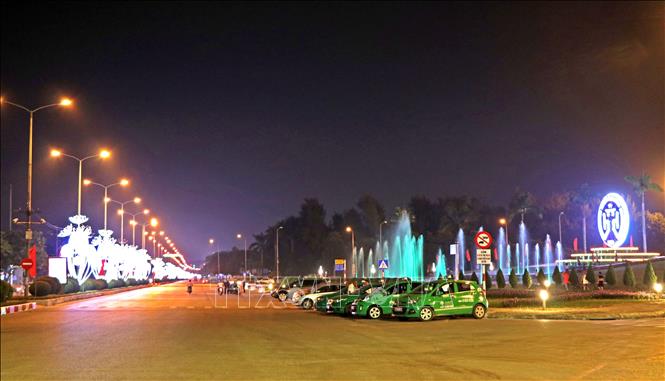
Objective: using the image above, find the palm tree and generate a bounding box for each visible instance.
[625,173,663,252]
[250,232,270,275]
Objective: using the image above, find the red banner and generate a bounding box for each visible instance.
[465,250,471,261]
[573,238,578,252]
[28,245,37,277]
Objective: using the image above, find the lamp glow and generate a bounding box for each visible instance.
[59,98,73,106]
[345,226,352,233]
[133,197,141,204]
[120,179,129,186]
[83,179,92,185]
[99,150,111,158]
[654,283,663,293]
[50,149,62,157]
[150,218,158,227]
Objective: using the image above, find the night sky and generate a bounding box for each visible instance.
[2,2,663,262]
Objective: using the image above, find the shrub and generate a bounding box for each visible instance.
[63,277,80,294]
[623,262,636,287]
[1,280,14,303]
[552,267,562,286]
[29,281,52,296]
[108,280,119,288]
[585,263,596,286]
[470,272,479,283]
[81,279,97,291]
[37,276,63,294]
[127,278,138,286]
[496,268,506,289]
[458,271,465,281]
[536,268,546,286]
[643,261,657,287]
[605,265,616,286]
[522,269,532,289]
[94,279,108,290]
[509,268,518,288]
[484,268,492,290]
[569,269,580,288]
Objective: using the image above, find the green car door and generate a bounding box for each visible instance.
[449,281,477,314]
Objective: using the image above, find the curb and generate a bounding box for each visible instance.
[1,302,37,316]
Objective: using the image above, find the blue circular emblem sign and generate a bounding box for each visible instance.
[597,192,630,248]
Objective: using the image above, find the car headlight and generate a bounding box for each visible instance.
[362,296,370,302]
[316,297,321,302]
[389,300,395,306]
[327,299,334,305]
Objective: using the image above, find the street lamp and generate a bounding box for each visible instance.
[558,212,565,244]
[499,218,508,245]
[346,226,355,277]
[209,238,220,275]
[275,226,284,282]
[237,233,247,275]
[109,197,141,243]
[83,178,129,229]
[1,97,73,272]
[126,208,150,246]
[50,148,111,215]
[379,220,388,257]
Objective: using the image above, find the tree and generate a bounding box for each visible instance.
[605,265,616,286]
[250,232,269,275]
[522,269,532,288]
[625,173,663,252]
[470,272,479,283]
[642,261,657,287]
[569,269,580,288]
[536,268,546,286]
[496,268,506,289]
[572,184,594,253]
[484,268,492,289]
[357,194,386,238]
[552,266,562,286]
[509,268,518,288]
[623,263,636,288]
[508,188,540,226]
[585,263,596,286]
[458,270,465,281]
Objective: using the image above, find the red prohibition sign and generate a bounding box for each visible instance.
[474,231,493,249]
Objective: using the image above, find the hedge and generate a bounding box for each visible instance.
[29,281,52,296]
[64,277,80,294]
[1,280,14,303]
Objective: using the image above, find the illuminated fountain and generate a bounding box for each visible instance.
[457,228,466,274]
[555,241,563,271]
[435,248,447,278]
[534,243,540,271]
[519,222,528,272]
[384,211,424,280]
[544,234,553,279]
[515,244,521,274]
[497,227,506,272]
[506,245,512,271]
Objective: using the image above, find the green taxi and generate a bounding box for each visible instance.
[391,280,488,321]
[325,283,378,315]
[350,279,421,319]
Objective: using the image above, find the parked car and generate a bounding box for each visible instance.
[325,283,379,315]
[350,278,421,319]
[296,283,343,309]
[391,280,488,321]
[272,277,325,302]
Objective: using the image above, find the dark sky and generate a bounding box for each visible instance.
[2,2,663,262]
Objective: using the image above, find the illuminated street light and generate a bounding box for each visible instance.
[237,233,248,275]
[539,289,549,310]
[108,197,141,243]
[84,178,130,229]
[346,226,355,277]
[499,218,509,245]
[276,226,284,282]
[126,208,150,246]
[654,283,663,293]
[50,148,111,215]
[1,97,73,285]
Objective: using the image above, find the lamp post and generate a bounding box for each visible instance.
[127,209,150,246]
[83,178,129,230]
[1,97,73,273]
[143,217,159,250]
[209,238,220,275]
[237,233,247,275]
[50,149,111,215]
[109,197,141,243]
[275,226,283,282]
[558,212,565,244]
[345,226,355,277]
[379,220,388,258]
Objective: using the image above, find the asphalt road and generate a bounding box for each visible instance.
[2,282,664,380]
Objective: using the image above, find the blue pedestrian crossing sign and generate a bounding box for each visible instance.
[378,259,389,270]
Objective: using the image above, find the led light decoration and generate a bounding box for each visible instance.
[597,192,630,248]
[58,215,98,284]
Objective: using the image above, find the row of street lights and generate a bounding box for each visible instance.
[2,96,189,270]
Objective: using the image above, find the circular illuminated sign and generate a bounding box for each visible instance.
[597,193,630,248]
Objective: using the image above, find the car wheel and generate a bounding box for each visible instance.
[419,306,434,321]
[302,299,313,310]
[292,293,302,303]
[472,304,487,319]
[278,292,288,302]
[368,305,382,319]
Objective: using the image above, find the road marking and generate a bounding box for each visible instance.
[574,363,606,380]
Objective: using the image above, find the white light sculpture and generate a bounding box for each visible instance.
[597,192,630,248]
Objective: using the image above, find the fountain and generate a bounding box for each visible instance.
[515,244,521,274]
[519,221,528,272]
[366,249,374,278]
[457,228,465,274]
[555,241,563,271]
[357,248,365,277]
[506,244,512,271]
[384,211,424,280]
[524,244,530,273]
[544,235,553,279]
[535,243,540,271]
[497,227,506,272]
[435,248,447,278]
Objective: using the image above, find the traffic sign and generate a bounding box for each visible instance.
[334,259,346,272]
[477,249,492,265]
[378,259,389,270]
[20,258,34,271]
[474,231,493,249]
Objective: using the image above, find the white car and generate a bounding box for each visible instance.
[295,284,343,309]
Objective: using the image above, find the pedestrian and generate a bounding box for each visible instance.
[562,269,570,290]
[581,269,589,291]
[597,272,604,290]
[187,279,193,294]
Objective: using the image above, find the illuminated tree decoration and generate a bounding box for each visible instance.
[58,215,97,284]
[597,193,630,248]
